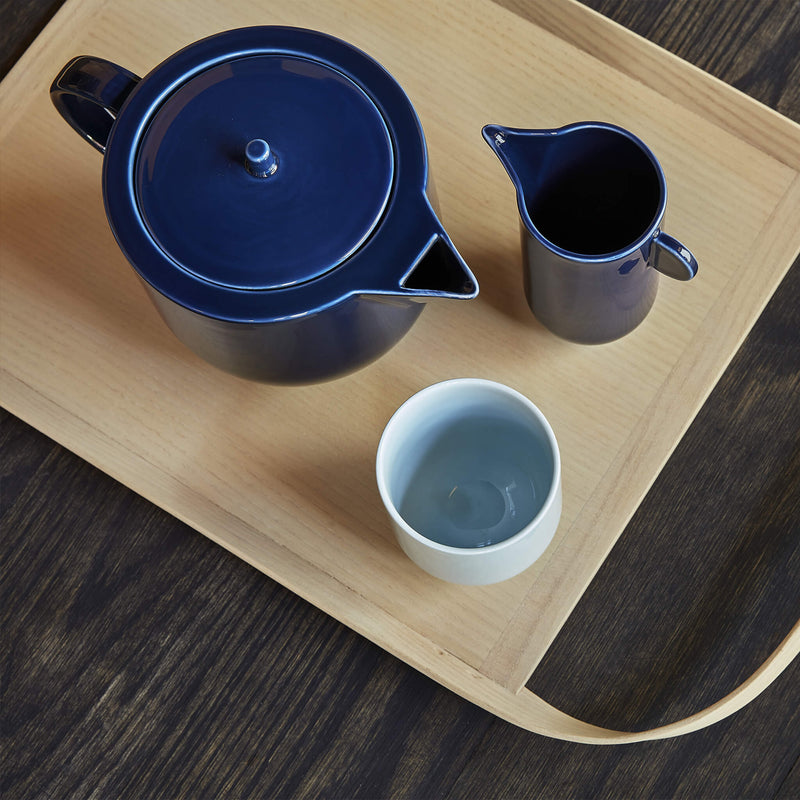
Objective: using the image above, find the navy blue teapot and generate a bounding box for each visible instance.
[51,27,477,383]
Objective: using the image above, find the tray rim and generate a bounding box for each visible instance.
[482,172,800,691]
[501,0,800,170]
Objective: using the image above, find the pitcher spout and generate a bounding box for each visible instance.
[482,124,556,208]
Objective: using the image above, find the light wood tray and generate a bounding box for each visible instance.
[2,0,799,743]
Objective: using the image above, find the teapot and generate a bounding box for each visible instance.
[51,26,478,383]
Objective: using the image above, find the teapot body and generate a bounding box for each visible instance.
[146,281,424,384]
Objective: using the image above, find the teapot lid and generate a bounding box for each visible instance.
[132,52,393,291]
[104,27,434,322]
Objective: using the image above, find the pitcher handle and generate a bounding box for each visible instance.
[50,56,141,154]
[653,231,699,281]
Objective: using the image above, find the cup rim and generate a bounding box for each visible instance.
[376,378,562,555]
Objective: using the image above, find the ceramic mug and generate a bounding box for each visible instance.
[483,121,698,344]
[376,379,561,584]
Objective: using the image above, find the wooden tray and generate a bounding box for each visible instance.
[2,0,799,743]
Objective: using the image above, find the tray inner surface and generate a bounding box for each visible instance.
[2,0,799,720]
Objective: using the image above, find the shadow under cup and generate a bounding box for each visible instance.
[376,379,562,585]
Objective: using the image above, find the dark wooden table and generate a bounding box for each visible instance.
[2,1,798,797]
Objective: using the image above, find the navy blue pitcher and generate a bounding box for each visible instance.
[483,122,697,344]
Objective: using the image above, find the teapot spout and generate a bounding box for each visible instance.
[357,198,477,302]
[402,232,478,299]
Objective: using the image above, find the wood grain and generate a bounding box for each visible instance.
[2,0,799,795]
[1,0,798,739]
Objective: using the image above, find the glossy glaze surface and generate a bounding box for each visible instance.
[484,121,696,344]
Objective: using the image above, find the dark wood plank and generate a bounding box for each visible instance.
[778,757,800,800]
[598,0,800,120]
[2,1,799,798]
[0,0,62,78]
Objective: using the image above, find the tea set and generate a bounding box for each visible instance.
[51,26,697,584]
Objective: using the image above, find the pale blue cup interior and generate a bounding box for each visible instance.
[385,388,557,549]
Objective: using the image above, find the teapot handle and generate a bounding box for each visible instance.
[50,56,141,154]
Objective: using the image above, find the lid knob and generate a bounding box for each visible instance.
[244,138,278,177]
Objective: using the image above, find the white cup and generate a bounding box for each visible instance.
[376,379,561,584]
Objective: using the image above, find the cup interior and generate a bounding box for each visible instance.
[526,126,662,256]
[378,381,558,550]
